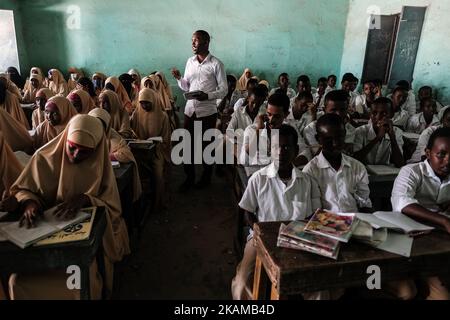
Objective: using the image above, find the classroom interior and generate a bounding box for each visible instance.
[1,0,450,301]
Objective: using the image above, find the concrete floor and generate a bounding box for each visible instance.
[113,165,238,299]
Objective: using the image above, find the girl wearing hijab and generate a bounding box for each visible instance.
[6,67,26,90]
[32,88,54,129]
[75,77,98,106]
[237,68,252,92]
[104,77,132,114]
[98,90,134,138]
[0,108,33,153]
[0,80,30,129]
[131,88,171,213]
[67,67,84,92]
[89,108,142,203]
[67,89,95,114]
[0,133,23,202]
[48,69,69,97]
[33,96,78,149]
[0,73,22,100]
[92,72,107,97]
[8,114,130,299]
[128,69,141,98]
[24,67,48,92]
[22,73,43,103]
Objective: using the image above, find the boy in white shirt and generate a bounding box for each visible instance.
[405,98,440,134]
[410,107,450,163]
[314,77,327,111]
[231,124,321,300]
[294,75,312,96]
[353,97,405,168]
[233,78,259,112]
[303,90,356,155]
[269,73,296,99]
[389,87,410,129]
[303,114,372,213]
[341,73,359,116]
[325,74,337,94]
[354,80,377,118]
[396,80,417,116]
[287,92,317,135]
[418,86,445,113]
[391,127,450,300]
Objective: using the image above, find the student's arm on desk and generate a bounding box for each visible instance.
[402,204,450,234]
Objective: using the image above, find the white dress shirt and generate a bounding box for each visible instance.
[353,124,404,165]
[392,109,410,128]
[239,162,321,222]
[227,103,267,132]
[303,152,372,212]
[391,160,450,213]
[409,125,441,163]
[405,112,440,134]
[303,121,356,147]
[269,87,297,99]
[354,94,371,115]
[387,90,417,116]
[438,105,450,121]
[177,53,227,117]
[216,90,242,110]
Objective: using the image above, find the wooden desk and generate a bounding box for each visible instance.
[252,222,450,300]
[0,207,107,300]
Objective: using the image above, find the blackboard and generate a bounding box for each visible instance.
[362,15,399,84]
[388,6,427,88]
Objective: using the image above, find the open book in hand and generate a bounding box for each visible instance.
[0,206,92,249]
[183,90,204,100]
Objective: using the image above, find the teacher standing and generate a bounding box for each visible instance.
[172,30,228,191]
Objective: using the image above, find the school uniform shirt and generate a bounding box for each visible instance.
[177,53,228,118]
[216,90,242,110]
[284,115,313,138]
[269,87,297,99]
[387,91,417,116]
[233,96,248,112]
[239,162,321,223]
[226,102,267,132]
[353,123,404,165]
[405,112,440,134]
[239,121,312,166]
[409,125,441,163]
[313,92,326,111]
[392,109,410,129]
[438,105,449,121]
[354,94,371,115]
[303,120,356,147]
[303,152,372,212]
[391,160,450,213]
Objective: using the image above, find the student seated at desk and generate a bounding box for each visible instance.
[410,108,450,163]
[391,127,450,300]
[239,93,311,167]
[303,114,372,213]
[0,108,33,154]
[354,80,378,119]
[131,88,171,213]
[33,96,78,150]
[99,90,134,138]
[105,77,133,114]
[0,133,23,211]
[269,73,296,99]
[8,115,130,299]
[0,73,22,100]
[76,77,98,107]
[389,86,410,129]
[405,98,440,134]
[217,75,240,114]
[313,77,327,111]
[418,86,445,113]
[89,108,142,202]
[232,124,321,300]
[325,74,337,94]
[303,90,356,155]
[68,89,95,114]
[22,73,43,104]
[286,92,318,136]
[390,80,416,116]
[353,97,405,168]
[0,80,30,130]
[47,69,69,97]
[31,88,54,129]
[233,78,259,112]
[236,68,252,93]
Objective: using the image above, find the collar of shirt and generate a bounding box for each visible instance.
[423,160,450,183]
[190,52,212,65]
[367,124,391,141]
[316,151,351,170]
[266,162,302,180]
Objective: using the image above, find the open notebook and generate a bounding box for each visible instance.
[0,207,91,249]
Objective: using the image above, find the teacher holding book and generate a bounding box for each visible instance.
[172,30,227,191]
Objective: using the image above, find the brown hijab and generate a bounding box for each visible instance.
[32,88,55,129]
[0,108,32,152]
[104,77,132,113]
[48,69,69,97]
[0,89,30,129]
[99,90,133,137]
[0,133,23,197]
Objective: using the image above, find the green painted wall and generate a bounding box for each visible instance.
[14,0,349,104]
[0,0,28,72]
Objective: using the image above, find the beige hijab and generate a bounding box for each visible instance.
[149,74,172,111]
[104,77,132,113]
[131,88,171,161]
[33,96,78,149]
[67,67,84,91]
[23,74,43,103]
[0,89,30,129]
[68,89,95,114]
[32,88,55,129]
[156,71,174,104]
[0,74,22,99]
[24,67,48,92]
[0,108,32,152]
[0,133,23,197]
[88,108,142,202]
[237,68,252,91]
[48,69,69,97]
[99,90,133,137]
[12,114,130,269]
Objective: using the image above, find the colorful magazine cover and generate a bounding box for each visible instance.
[281,221,339,250]
[304,210,357,243]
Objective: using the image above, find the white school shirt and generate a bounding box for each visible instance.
[354,94,371,115]
[438,105,450,121]
[303,152,372,212]
[392,109,410,129]
[409,125,441,163]
[303,120,356,147]
[177,53,228,117]
[269,87,297,99]
[405,112,440,134]
[387,91,417,116]
[239,162,321,222]
[239,121,312,166]
[313,92,326,111]
[216,90,242,110]
[391,160,450,213]
[227,102,267,132]
[353,124,404,165]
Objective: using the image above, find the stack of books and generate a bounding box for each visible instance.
[277,210,357,260]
